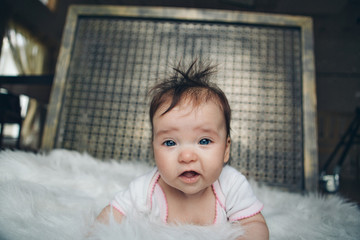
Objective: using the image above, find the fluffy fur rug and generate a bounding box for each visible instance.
[0,149,359,240]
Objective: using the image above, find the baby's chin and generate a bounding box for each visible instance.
[173,183,214,197]
[159,174,216,196]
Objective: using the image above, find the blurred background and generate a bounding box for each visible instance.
[0,0,359,202]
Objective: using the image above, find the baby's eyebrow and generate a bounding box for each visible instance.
[194,126,220,137]
[154,127,179,136]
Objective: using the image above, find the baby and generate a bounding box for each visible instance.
[96,60,269,239]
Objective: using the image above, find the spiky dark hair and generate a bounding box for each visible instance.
[149,59,231,138]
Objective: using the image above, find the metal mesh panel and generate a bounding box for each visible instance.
[55,16,303,190]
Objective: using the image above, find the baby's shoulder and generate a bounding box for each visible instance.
[218,166,249,194]
[128,167,158,190]
[111,167,158,215]
[219,165,246,182]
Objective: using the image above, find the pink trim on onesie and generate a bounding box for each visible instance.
[154,183,168,223]
[149,177,227,224]
[147,171,161,210]
[152,178,223,224]
[148,171,168,223]
[229,200,264,222]
[110,203,126,216]
[212,181,226,210]
[213,197,218,224]
[212,181,226,224]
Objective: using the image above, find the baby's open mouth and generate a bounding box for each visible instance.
[179,171,200,184]
[180,171,199,178]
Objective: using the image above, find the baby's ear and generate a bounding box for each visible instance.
[224,137,231,164]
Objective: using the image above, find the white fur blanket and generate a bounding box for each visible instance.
[0,149,359,240]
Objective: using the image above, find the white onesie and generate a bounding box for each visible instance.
[111,165,263,224]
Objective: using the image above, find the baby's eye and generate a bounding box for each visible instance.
[199,138,212,145]
[163,140,176,147]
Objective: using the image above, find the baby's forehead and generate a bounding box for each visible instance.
[159,94,223,114]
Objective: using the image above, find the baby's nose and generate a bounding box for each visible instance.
[178,147,198,163]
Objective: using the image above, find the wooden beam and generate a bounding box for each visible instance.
[0,75,54,85]
[3,0,60,48]
[0,75,53,103]
[0,0,11,55]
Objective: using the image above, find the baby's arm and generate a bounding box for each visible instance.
[96,205,124,224]
[236,213,269,240]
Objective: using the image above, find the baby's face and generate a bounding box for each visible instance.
[152,99,231,196]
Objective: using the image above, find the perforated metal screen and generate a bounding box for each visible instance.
[43,6,317,191]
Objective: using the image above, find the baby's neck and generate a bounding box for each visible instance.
[158,178,216,225]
